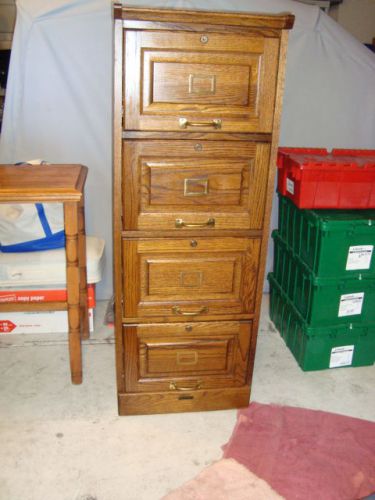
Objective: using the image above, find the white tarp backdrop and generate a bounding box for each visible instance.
[1,0,374,298]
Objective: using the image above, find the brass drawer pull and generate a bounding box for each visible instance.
[175,218,215,228]
[172,305,208,316]
[179,118,222,129]
[169,380,202,391]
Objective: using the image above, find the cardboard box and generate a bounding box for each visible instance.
[0,309,94,334]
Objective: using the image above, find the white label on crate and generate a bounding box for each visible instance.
[286,178,295,195]
[346,245,373,270]
[329,345,354,368]
[338,292,364,317]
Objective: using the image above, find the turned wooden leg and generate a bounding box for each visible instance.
[64,202,82,384]
[78,192,89,340]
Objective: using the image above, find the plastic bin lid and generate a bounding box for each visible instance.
[278,148,375,169]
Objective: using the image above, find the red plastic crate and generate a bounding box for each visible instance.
[277,147,375,209]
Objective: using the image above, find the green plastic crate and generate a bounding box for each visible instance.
[278,194,375,278]
[269,273,375,371]
[272,230,375,326]
[272,230,296,299]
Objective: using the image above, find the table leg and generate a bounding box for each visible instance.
[64,202,82,384]
[78,192,89,340]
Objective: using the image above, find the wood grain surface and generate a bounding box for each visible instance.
[124,31,279,133]
[123,321,252,393]
[123,140,271,232]
[113,5,294,415]
[123,237,260,320]
[0,165,87,201]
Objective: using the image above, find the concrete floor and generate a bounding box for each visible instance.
[0,296,374,500]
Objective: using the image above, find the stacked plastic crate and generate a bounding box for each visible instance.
[268,148,375,370]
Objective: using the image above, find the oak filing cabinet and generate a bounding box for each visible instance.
[113,5,294,415]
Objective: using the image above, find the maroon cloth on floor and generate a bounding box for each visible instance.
[222,402,375,500]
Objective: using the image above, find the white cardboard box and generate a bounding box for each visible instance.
[0,309,94,334]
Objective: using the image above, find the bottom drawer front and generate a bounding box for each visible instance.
[143,339,230,375]
[124,321,252,393]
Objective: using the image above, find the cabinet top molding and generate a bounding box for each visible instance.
[113,5,295,31]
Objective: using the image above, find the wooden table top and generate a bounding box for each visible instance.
[0,164,88,202]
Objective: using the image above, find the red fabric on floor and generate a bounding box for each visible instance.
[222,402,375,500]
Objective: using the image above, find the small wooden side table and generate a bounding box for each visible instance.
[0,164,89,384]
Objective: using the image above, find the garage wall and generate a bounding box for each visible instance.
[329,0,375,44]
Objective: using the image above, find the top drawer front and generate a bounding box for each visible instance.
[124,31,279,133]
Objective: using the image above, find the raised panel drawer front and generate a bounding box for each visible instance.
[123,238,260,319]
[123,140,271,231]
[124,31,279,132]
[123,321,252,392]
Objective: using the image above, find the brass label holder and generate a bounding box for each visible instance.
[184,178,209,197]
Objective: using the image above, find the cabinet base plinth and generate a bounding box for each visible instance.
[118,386,251,416]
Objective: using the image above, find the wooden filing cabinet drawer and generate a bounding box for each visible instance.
[124,31,279,133]
[123,140,271,231]
[123,321,252,392]
[123,237,260,319]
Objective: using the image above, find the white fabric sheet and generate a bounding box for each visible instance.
[0,0,112,297]
[1,0,374,297]
[0,235,105,286]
